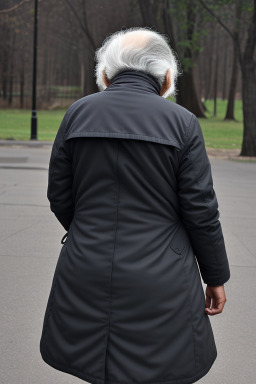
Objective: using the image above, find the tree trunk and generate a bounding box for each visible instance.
[224,1,242,120]
[8,32,16,105]
[170,1,206,117]
[240,0,256,156]
[213,28,220,117]
[222,34,228,100]
[8,60,14,105]
[1,22,9,100]
[83,47,98,95]
[213,60,218,117]
[204,50,212,101]
[240,67,256,156]
[81,62,85,94]
[2,46,8,99]
[176,70,206,117]
[138,0,157,26]
[224,38,239,120]
[20,59,24,109]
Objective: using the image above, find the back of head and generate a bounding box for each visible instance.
[94,27,181,98]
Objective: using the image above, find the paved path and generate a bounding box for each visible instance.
[0,144,255,383]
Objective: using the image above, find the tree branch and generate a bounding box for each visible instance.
[62,0,96,50]
[198,0,234,40]
[198,0,243,68]
[0,0,31,14]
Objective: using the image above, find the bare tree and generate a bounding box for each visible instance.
[199,0,256,156]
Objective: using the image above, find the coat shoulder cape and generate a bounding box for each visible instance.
[62,90,193,150]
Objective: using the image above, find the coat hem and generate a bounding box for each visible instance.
[40,344,217,384]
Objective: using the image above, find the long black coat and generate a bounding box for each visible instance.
[39,70,231,384]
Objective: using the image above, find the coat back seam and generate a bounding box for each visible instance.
[103,139,121,380]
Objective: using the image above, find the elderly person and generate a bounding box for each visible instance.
[40,27,230,384]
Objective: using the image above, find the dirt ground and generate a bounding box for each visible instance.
[206,148,256,162]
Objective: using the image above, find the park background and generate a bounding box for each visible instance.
[0,0,256,156]
[0,1,256,384]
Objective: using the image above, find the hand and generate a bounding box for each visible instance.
[205,284,227,316]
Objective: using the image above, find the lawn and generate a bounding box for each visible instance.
[0,99,243,149]
[0,109,65,141]
[201,99,243,149]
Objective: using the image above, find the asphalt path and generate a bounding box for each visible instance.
[0,143,255,383]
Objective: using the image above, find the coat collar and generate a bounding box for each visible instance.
[104,69,162,96]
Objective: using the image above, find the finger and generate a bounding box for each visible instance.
[207,308,221,315]
[205,294,211,309]
[217,299,226,313]
[206,300,226,315]
[205,305,213,315]
[205,298,217,315]
[212,298,218,309]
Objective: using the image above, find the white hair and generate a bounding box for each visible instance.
[94,27,182,98]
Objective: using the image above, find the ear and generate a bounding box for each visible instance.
[103,69,111,87]
[160,69,171,96]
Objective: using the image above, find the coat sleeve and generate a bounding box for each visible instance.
[47,109,74,231]
[176,114,231,287]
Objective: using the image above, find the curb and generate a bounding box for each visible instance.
[206,148,256,162]
[0,140,53,147]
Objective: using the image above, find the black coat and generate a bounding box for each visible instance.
[39,69,231,384]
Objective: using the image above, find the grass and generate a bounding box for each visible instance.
[0,109,65,141]
[199,99,243,149]
[0,99,244,149]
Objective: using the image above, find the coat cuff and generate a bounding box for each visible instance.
[202,270,231,286]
